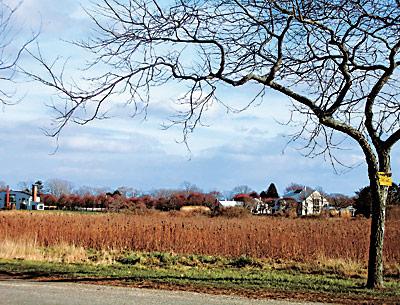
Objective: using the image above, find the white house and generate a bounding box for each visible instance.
[275,189,330,216]
[0,185,44,210]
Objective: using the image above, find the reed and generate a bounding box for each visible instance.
[0,211,398,265]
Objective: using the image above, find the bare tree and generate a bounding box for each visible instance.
[180,181,202,194]
[149,188,177,198]
[327,193,355,209]
[284,183,307,194]
[0,1,36,105]
[116,185,139,197]
[75,185,112,196]
[45,178,74,197]
[230,185,254,197]
[28,0,400,288]
[17,180,33,192]
[0,180,6,191]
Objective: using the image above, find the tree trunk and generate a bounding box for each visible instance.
[366,152,390,289]
[366,189,386,288]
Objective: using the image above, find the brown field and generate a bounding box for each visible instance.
[388,205,400,221]
[0,211,399,265]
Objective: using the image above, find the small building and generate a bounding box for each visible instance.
[219,200,240,208]
[276,189,330,216]
[0,185,44,210]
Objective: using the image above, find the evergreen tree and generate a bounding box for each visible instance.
[34,180,44,194]
[354,187,373,218]
[265,183,279,198]
[355,183,400,218]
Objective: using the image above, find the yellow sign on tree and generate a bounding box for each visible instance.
[377,172,392,187]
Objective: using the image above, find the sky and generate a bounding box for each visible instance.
[1,0,399,196]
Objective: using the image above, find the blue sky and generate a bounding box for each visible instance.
[1,0,399,196]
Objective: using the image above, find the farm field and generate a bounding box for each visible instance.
[0,211,399,304]
[0,211,399,264]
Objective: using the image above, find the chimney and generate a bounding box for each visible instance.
[6,185,10,209]
[32,184,38,203]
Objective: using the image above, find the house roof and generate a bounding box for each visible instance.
[219,200,239,207]
[0,190,32,196]
[261,197,278,202]
[282,189,316,203]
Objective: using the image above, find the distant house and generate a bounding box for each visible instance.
[0,185,44,210]
[275,189,330,216]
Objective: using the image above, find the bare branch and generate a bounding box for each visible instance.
[0,1,38,105]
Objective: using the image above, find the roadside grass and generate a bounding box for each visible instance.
[0,252,399,304]
[1,238,398,279]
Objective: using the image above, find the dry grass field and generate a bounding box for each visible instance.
[0,211,399,265]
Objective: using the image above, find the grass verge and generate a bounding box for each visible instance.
[0,255,399,305]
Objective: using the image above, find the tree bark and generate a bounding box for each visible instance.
[366,152,390,288]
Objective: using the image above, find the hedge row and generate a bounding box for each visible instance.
[40,192,219,211]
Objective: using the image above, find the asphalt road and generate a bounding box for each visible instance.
[0,280,330,305]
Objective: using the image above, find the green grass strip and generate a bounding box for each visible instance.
[0,258,399,303]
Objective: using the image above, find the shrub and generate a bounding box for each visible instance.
[230,256,261,268]
[41,194,58,207]
[219,206,250,218]
[339,209,352,219]
[180,206,211,215]
[116,253,141,265]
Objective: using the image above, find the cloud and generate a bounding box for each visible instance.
[0,103,391,196]
[189,134,371,195]
[6,0,90,33]
[60,130,165,155]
